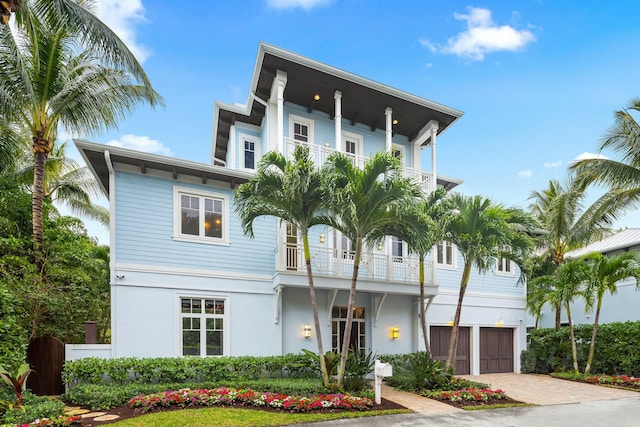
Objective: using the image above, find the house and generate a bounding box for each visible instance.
[535,228,640,328]
[71,43,527,375]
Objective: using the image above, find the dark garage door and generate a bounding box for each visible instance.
[480,327,513,373]
[430,326,470,375]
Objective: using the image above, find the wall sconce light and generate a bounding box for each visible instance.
[304,324,312,338]
[496,317,504,327]
[320,233,325,244]
[313,94,321,101]
[377,241,383,251]
[448,317,454,326]
[391,326,399,340]
[392,119,399,125]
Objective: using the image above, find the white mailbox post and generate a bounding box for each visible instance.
[374,359,393,404]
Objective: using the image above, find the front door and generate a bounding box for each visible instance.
[332,306,365,354]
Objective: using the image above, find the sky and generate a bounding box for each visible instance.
[63,0,640,244]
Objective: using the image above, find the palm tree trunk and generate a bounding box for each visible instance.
[565,303,579,374]
[445,261,472,371]
[302,234,330,386]
[584,297,602,375]
[32,134,50,273]
[554,301,562,331]
[336,237,361,388]
[419,256,430,355]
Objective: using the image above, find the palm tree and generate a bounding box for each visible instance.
[571,98,640,215]
[13,141,109,225]
[321,151,421,387]
[581,252,640,374]
[235,146,331,387]
[388,188,451,353]
[528,179,614,329]
[0,0,18,25]
[524,254,556,329]
[444,194,535,371]
[531,259,590,374]
[0,5,161,269]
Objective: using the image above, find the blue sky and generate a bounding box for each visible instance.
[68,0,640,243]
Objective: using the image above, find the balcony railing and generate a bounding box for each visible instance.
[283,138,433,192]
[279,243,433,284]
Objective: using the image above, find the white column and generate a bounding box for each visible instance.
[430,125,438,192]
[334,90,342,152]
[276,80,285,153]
[385,107,393,152]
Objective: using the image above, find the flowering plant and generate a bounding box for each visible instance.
[128,387,373,413]
[585,374,640,389]
[422,388,507,402]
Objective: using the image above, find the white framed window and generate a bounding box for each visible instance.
[391,143,406,165]
[173,186,229,245]
[497,257,514,275]
[392,236,406,262]
[436,241,455,267]
[332,229,354,260]
[239,133,261,170]
[289,114,314,145]
[180,296,228,356]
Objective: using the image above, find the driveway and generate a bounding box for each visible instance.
[461,373,639,405]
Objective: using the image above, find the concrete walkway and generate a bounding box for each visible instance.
[460,373,639,405]
[380,384,461,414]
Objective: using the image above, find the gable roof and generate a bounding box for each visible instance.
[566,228,640,258]
[211,43,464,165]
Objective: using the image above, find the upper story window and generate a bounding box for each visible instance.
[392,236,405,262]
[436,241,455,267]
[238,133,260,171]
[289,114,314,145]
[332,229,354,260]
[173,186,229,245]
[392,144,406,165]
[180,297,227,356]
[497,257,513,275]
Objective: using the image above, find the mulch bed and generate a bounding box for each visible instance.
[75,398,406,426]
[430,395,525,409]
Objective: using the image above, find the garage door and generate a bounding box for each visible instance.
[430,326,470,375]
[480,327,513,373]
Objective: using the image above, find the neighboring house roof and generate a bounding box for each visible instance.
[566,228,640,258]
[211,43,464,165]
[75,139,253,196]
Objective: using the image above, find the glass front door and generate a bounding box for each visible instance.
[332,306,365,353]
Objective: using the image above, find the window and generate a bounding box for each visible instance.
[174,187,229,244]
[497,257,513,274]
[436,241,455,267]
[180,297,226,356]
[332,229,354,260]
[392,236,405,262]
[238,133,260,171]
[391,144,406,165]
[293,122,309,142]
[289,115,314,146]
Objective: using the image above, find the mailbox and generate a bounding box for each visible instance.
[374,360,392,377]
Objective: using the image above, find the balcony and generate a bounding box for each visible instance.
[283,138,433,192]
[278,242,434,285]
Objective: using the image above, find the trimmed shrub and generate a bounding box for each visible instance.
[0,288,27,372]
[521,321,640,375]
[1,392,65,425]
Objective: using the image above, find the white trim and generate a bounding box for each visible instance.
[289,114,314,145]
[435,241,456,268]
[228,124,236,169]
[391,143,407,165]
[434,289,526,302]
[238,132,261,171]
[173,186,230,245]
[176,293,230,357]
[105,150,117,358]
[495,257,515,276]
[114,262,272,282]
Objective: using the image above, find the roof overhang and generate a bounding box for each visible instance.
[75,139,252,196]
[212,43,464,165]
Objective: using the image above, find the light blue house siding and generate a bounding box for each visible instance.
[114,170,276,275]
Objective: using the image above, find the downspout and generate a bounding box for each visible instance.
[105,150,116,358]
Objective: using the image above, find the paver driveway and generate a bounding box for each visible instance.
[461,373,639,405]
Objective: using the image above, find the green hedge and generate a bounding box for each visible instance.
[63,378,328,410]
[63,354,314,387]
[521,321,640,376]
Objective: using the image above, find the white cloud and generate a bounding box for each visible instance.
[574,152,608,161]
[94,0,150,63]
[106,134,172,156]
[422,7,536,61]
[518,170,533,178]
[544,161,562,168]
[267,0,331,10]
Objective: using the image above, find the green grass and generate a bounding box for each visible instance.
[110,407,412,427]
